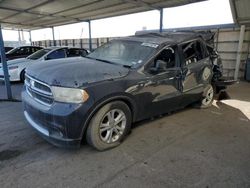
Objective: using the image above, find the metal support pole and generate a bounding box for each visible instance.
[52,27,56,46]
[159,8,163,33]
[0,25,12,99]
[234,25,245,80]
[88,20,92,51]
[29,31,32,45]
[18,30,21,45]
[21,29,24,41]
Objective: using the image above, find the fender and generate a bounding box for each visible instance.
[80,93,138,138]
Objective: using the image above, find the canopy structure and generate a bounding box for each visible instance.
[0,0,205,31]
[229,0,250,25]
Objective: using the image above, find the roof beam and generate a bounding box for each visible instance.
[0,5,80,23]
[122,0,161,10]
[0,0,54,20]
[0,20,44,29]
[229,0,238,24]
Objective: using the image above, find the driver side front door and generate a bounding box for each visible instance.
[140,46,182,117]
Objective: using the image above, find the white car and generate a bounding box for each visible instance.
[0,47,88,82]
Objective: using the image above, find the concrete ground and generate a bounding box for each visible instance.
[0,82,250,188]
[0,81,23,101]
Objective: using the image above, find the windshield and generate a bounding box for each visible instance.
[27,49,52,60]
[87,40,158,67]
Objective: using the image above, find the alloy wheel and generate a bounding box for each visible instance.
[99,109,127,144]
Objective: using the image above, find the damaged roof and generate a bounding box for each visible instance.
[121,31,215,45]
[0,0,206,31]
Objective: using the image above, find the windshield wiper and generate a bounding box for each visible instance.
[85,56,132,68]
[86,56,117,65]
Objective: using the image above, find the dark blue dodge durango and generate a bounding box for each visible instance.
[22,31,227,151]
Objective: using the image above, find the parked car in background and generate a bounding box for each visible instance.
[4,47,14,53]
[2,46,43,61]
[0,47,88,82]
[22,31,231,151]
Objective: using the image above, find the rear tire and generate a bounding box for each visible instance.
[198,84,214,109]
[86,101,132,151]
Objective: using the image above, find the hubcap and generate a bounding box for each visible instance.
[99,109,127,144]
[202,86,214,106]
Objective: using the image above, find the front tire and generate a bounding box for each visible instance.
[20,69,25,82]
[86,101,132,151]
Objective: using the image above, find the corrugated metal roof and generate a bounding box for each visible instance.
[230,0,250,25]
[0,0,205,31]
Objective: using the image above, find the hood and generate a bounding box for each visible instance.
[7,58,32,66]
[26,57,129,88]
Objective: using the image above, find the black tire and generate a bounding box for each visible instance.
[20,69,25,82]
[198,84,214,109]
[86,101,132,151]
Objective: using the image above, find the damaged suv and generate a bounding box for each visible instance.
[22,31,226,150]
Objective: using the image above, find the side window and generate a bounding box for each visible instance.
[181,40,205,66]
[34,47,41,52]
[46,49,66,60]
[31,47,36,53]
[18,47,30,55]
[154,47,176,69]
[67,49,81,57]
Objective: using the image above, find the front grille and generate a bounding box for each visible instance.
[25,74,53,106]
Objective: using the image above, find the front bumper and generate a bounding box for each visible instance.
[22,88,92,148]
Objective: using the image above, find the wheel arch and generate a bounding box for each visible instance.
[20,68,26,82]
[80,94,138,139]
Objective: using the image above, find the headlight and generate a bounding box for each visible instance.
[9,66,18,70]
[51,86,89,104]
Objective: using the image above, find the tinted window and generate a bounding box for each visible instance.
[27,49,52,60]
[31,47,38,53]
[46,49,66,60]
[67,49,87,57]
[16,47,30,55]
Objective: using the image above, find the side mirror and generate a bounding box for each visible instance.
[149,60,166,73]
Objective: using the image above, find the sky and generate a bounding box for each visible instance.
[2,0,233,42]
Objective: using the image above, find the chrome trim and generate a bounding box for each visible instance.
[26,86,52,107]
[25,74,53,106]
[28,87,53,99]
[26,74,51,89]
[24,111,49,136]
[33,86,52,96]
[25,74,52,96]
